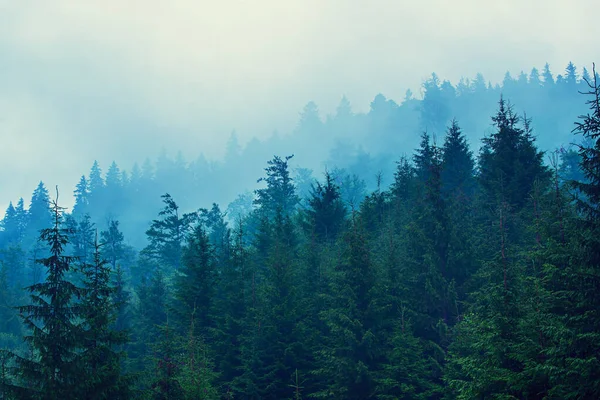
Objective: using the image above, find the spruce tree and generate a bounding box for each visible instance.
[12,190,81,399]
[77,233,131,399]
[314,215,380,399]
[441,119,475,198]
[171,223,216,337]
[72,176,90,217]
[542,63,600,398]
[100,220,126,270]
[303,171,347,242]
[26,182,52,243]
[143,194,195,272]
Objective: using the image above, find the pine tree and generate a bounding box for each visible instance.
[254,155,300,219]
[88,161,105,213]
[100,220,126,270]
[0,202,21,247]
[149,322,184,400]
[303,171,347,242]
[198,204,231,271]
[143,194,195,272]
[171,224,216,337]
[105,161,125,217]
[73,176,90,217]
[71,214,95,266]
[542,63,554,87]
[441,119,475,198]
[77,233,131,399]
[178,310,219,400]
[11,190,82,399]
[129,268,169,377]
[377,308,440,400]
[89,161,104,194]
[479,97,549,213]
[212,220,247,394]
[414,132,435,183]
[421,73,451,134]
[314,215,380,399]
[564,61,578,87]
[26,182,52,241]
[542,63,600,398]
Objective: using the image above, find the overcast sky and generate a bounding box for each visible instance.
[1,0,599,211]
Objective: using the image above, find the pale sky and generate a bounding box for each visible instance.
[1,0,598,211]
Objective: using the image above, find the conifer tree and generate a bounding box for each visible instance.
[11,189,81,399]
[304,171,347,242]
[254,155,299,219]
[479,97,549,213]
[149,322,184,400]
[314,215,380,399]
[77,233,131,399]
[26,182,52,242]
[178,310,219,400]
[171,223,216,337]
[212,220,246,394]
[100,220,126,270]
[73,176,90,217]
[1,203,18,247]
[542,63,600,398]
[143,194,195,272]
[441,119,475,198]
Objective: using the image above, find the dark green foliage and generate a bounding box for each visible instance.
[3,64,600,400]
[303,171,347,242]
[143,194,195,272]
[314,216,380,399]
[541,64,600,399]
[254,155,300,218]
[572,67,600,223]
[377,315,440,400]
[149,323,184,400]
[12,193,82,399]
[178,312,219,400]
[25,183,52,244]
[77,234,131,399]
[171,223,216,336]
[479,97,549,212]
[441,119,475,198]
[100,220,126,270]
[211,221,246,394]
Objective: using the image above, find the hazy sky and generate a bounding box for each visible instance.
[1,0,599,211]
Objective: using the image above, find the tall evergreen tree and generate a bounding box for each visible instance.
[100,220,126,271]
[73,176,90,217]
[304,171,347,242]
[544,63,600,398]
[27,182,52,240]
[441,119,475,198]
[254,155,299,219]
[314,215,381,399]
[479,97,549,213]
[143,194,195,272]
[77,233,131,399]
[171,223,217,337]
[10,191,81,399]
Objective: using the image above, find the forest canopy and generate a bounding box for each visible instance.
[0,62,599,399]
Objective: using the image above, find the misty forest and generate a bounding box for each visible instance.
[1,62,600,399]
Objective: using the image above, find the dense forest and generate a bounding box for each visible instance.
[0,62,599,399]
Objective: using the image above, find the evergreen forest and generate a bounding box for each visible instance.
[1,62,600,399]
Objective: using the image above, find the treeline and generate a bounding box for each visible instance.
[0,66,599,398]
[2,62,591,251]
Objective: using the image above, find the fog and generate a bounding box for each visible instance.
[1,0,599,213]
